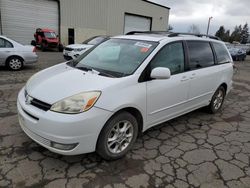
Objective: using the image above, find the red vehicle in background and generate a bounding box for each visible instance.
[31,28,63,51]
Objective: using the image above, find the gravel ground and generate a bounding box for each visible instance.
[0,53,250,188]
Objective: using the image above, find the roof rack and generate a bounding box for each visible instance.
[168,32,221,40]
[126,31,221,40]
[126,31,171,35]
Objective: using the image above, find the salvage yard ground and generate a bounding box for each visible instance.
[0,53,250,188]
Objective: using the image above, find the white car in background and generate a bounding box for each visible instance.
[18,32,233,160]
[0,36,38,70]
[63,36,109,60]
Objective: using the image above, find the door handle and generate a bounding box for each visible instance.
[181,76,189,82]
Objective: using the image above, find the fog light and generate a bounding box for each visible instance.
[50,141,78,151]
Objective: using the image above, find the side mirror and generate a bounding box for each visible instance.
[150,67,171,80]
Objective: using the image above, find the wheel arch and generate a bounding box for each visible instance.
[95,106,144,150]
[5,55,24,66]
[220,83,227,93]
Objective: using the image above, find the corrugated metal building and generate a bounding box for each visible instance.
[0,0,169,45]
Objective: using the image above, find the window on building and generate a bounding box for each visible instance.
[212,42,231,64]
[150,42,185,75]
[187,41,214,70]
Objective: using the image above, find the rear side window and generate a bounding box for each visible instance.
[212,42,231,64]
[0,38,13,48]
[150,42,185,75]
[187,41,214,70]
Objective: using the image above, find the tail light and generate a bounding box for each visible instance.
[33,47,36,52]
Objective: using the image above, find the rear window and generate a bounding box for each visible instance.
[187,41,215,70]
[212,42,231,64]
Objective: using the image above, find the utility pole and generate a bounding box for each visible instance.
[206,17,213,35]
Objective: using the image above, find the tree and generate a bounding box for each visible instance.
[240,23,249,44]
[188,24,200,34]
[224,30,230,42]
[215,26,226,40]
[230,25,242,43]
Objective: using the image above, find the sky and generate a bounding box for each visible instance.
[150,0,250,35]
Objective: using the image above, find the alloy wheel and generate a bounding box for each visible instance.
[213,90,224,110]
[9,58,22,70]
[107,120,134,154]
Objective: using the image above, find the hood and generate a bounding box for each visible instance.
[26,63,119,104]
[66,44,93,49]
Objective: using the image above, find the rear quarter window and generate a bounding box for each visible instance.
[212,42,231,64]
[186,41,215,70]
[0,38,13,48]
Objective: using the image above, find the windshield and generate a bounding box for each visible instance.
[83,36,106,45]
[74,38,158,77]
[44,32,57,39]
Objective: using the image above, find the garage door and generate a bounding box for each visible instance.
[124,14,151,34]
[0,0,59,45]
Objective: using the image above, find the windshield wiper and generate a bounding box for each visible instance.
[98,71,116,78]
[77,66,118,78]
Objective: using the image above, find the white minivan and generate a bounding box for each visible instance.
[17,32,233,160]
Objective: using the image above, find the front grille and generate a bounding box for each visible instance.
[64,47,73,51]
[25,90,51,111]
[30,98,52,111]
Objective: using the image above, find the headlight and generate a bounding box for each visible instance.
[50,91,101,114]
[74,48,86,52]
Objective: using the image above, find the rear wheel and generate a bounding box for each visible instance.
[7,57,23,71]
[97,112,138,160]
[207,86,226,114]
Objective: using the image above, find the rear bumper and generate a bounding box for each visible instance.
[24,53,38,64]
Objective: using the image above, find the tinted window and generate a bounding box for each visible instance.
[213,42,231,64]
[0,38,13,48]
[151,42,185,74]
[187,41,214,70]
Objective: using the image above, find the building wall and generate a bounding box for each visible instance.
[106,0,169,36]
[59,0,169,45]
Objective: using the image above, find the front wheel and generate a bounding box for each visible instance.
[97,112,138,160]
[207,86,226,114]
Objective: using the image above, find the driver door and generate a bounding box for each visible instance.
[146,41,190,127]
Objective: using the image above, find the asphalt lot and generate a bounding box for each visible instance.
[0,52,250,188]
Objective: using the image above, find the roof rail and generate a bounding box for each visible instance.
[126,31,171,35]
[168,32,221,40]
[126,31,221,41]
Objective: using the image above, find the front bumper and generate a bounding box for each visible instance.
[17,87,111,155]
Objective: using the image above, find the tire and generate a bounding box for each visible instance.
[207,86,226,114]
[41,44,45,52]
[97,111,138,160]
[7,57,23,71]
